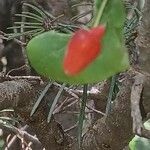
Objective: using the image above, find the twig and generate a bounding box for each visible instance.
[0,122,43,149]
[72,85,107,100]
[53,82,79,99]
[64,122,78,133]
[54,98,78,114]
[6,125,28,149]
[6,65,27,75]
[53,98,71,114]
[0,31,26,46]
[0,74,43,83]
[86,105,106,116]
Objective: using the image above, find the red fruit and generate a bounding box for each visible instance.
[63,25,105,76]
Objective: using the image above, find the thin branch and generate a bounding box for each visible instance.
[86,105,106,116]
[0,122,43,149]
[64,122,78,133]
[0,74,43,83]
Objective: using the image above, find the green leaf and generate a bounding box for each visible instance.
[27,1,129,84]
[94,0,125,28]
[129,120,150,150]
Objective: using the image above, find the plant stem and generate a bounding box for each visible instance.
[105,75,117,115]
[93,0,109,27]
[78,84,88,149]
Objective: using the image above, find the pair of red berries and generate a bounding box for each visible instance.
[63,25,106,76]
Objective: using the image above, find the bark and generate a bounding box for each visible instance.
[82,0,150,149]
[82,73,133,150]
[136,0,150,114]
[0,1,150,150]
[0,78,71,150]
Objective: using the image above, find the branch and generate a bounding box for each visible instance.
[0,123,43,149]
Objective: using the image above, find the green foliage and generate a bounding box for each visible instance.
[129,120,150,150]
[27,1,129,84]
[93,0,125,28]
